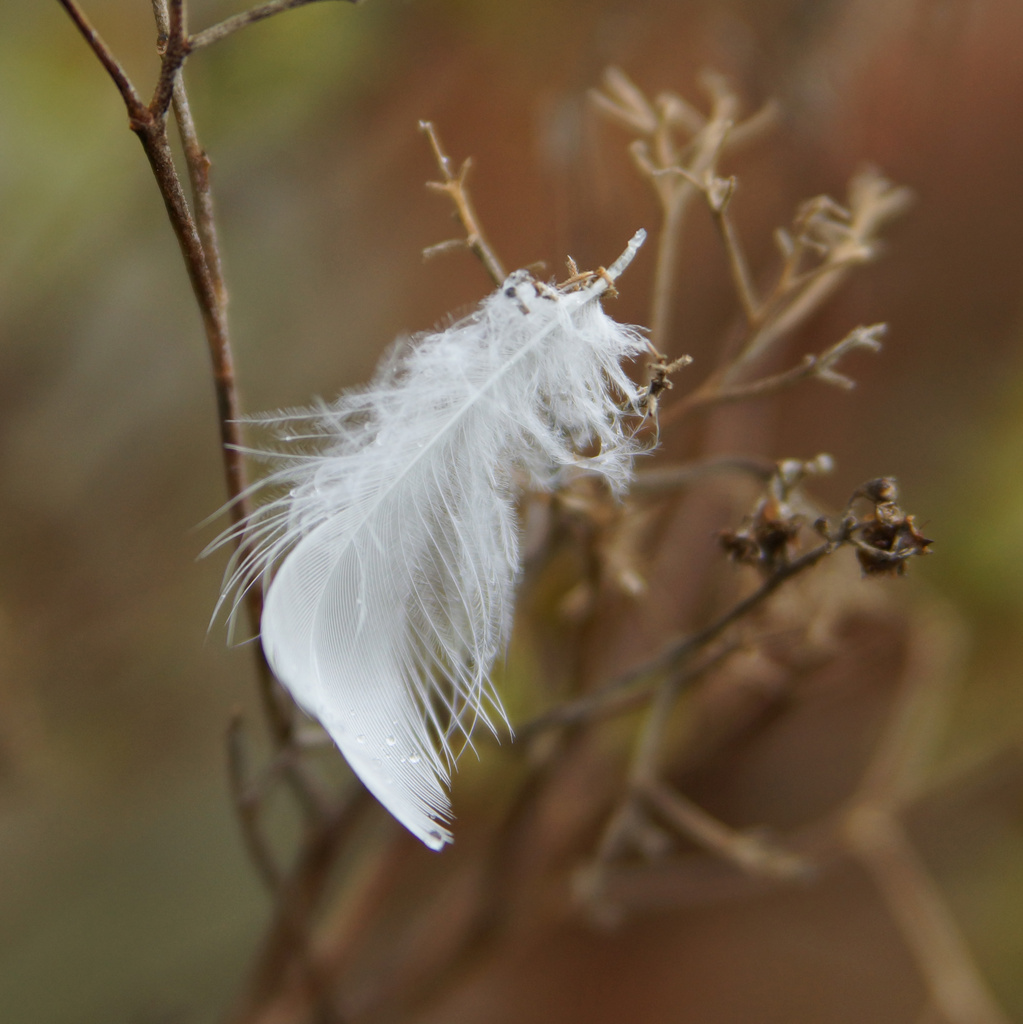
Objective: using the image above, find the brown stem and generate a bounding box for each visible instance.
[629,538,837,683]
[520,537,837,741]
[150,0,189,118]
[640,780,810,878]
[846,809,1012,1024]
[709,189,761,323]
[728,257,858,378]
[171,83,226,303]
[229,790,375,1024]
[228,713,285,892]
[189,0,359,52]
[648,193,690,353]
[59,0,295,745]
[132,117,294,740]
[668,354,828,421]
[420,120,507,287]
[661,322,883,426]
[629,455,775,494]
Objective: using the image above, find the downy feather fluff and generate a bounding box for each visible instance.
[220,230,649,849]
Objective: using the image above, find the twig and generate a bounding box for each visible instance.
[593,68,776,356]
[846,808,1011,1024]
[518,641,739,739]
[838,609,1009,1024]
[640,779,811,879]
[636,83,738,353]
[150,0,188,118]
[59,0,299,746]
[189,0,360,52]
[230,789,375,1024]
[649,537,838,675]
[670,324,886,418]
[171,82,226,302]
[647,164,909,429]
[726,171,911,378]
[420,120,507,287]
[151,0,226,303]
[521,534,838,743]
[629,455,776,494]
[228,713,285,893]
[710,179,761,323]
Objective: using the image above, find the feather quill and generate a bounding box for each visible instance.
[219,230,649,849]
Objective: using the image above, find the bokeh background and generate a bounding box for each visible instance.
[2,0,1023,1021]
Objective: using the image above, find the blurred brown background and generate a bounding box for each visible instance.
[2,0,1023,1021]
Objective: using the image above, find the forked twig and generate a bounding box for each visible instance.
[595,70,910,426]
[671,324,887,417]
[841,610,1011,1024]
[640,780,811,879]
[846,807,1011,1024]
[592,67,777,355]
[420,120,507,287]
[57,0,321,745]
[655,172,909,428]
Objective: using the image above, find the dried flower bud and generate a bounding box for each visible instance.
[847,479,932,576]
[856,477,899,504]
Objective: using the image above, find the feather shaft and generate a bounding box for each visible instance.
[219,231,649,848]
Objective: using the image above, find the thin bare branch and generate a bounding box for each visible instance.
[593,69,776,362]
[712,181,761,322]
[651,537,838,673]
[228,713,285,892]
[629,455,776,494]
[670,324,886,419]
[147,3,224,306]
[590,67,662,135]
[846,808,1012,1024]
[230,790,375,1024]
[419,120,507,287]
[189,0,359,52]
[150,0,188,118]
[61,0,297,744]
[640,780,811,879]
[517,642,739,739]
[728,170,911,376]
[171,83,226,302]
[137,120,295,740]
[726,97,781,149]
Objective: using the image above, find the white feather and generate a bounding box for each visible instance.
[219,230,649,849]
